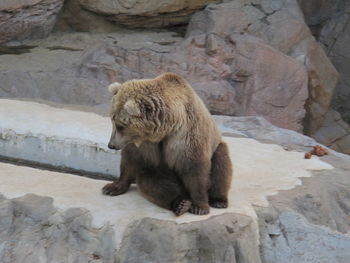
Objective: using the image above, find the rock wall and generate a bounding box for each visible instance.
[297,0,350,154]
[55,0,222,31]
[318,2,350,124]
[0,194,116,263]
[186,0,339,134]
[0,0,64,43]
[0,0,349,153]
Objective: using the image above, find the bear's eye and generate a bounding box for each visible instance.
[116,125,125,132]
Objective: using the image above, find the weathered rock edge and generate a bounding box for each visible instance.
[0,193,261,263]
[0,193,116,263]
[257,151,350,263]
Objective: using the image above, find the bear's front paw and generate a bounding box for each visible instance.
[209,198,228,208]
[102,180,128,196]
[189,204,210,215]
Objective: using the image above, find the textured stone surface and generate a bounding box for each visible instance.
[215,115,317,147]
[297,0,347,28]
[98,33,307,131]
[256,150,350,262]
[0,30,308,131]
[313,109,350,155]
[0,0,64,44]
[187,0,339,134]
[0,194,116,263]
[78,0,220,28]
[54,0,120,32]
[294,0,350,151]
[318,3,350,125]
[116,214,260,263]
[258,210,350,263]
[0,191,260,263]
[0,32,182,113]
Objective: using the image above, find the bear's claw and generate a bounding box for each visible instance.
[209,199,228,208]
[172,199,192,216]
[102,181,127,196]
[189,204,210,215]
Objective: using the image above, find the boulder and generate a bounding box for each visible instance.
[258,210,350,263]
[77,0,221,28]
[0,32,182,113]
[0,194,116,263]
[54,0,120,32]
[0,0,64,44]
[186,0,339,134]
[313,109,350,155]
[297,0,347,29]
[318,3,350,125]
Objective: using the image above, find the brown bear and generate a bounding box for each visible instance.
[102,73,233,216]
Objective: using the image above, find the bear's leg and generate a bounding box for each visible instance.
[136,167,192,216]
[102,146,140,196]
[178,159,211,215]
[208,142,233,208]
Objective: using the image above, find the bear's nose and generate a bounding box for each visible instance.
[108,142,116,150]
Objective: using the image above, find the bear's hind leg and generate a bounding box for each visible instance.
[137,167,191,216]
[208,142,233,208]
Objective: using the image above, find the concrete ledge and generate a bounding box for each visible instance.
[0,99,120,177]
[1,99,345,177]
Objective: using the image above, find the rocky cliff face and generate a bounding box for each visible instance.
[297,0,350,154]
[0,0,349,152]
[0,0,64,43]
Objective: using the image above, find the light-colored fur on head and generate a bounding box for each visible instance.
[108,73,222,155]
[108,82,122,95]
[123,100,141,117]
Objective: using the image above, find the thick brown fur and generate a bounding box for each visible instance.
[102,73,233,215]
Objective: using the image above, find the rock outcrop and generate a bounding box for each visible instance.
[295,0,350,152]
[56,0,221,30]
[312,109,350,155]
[318,2,350,124]
[0,0,64,44]
[187,0,339,134]
[0,194,116,263]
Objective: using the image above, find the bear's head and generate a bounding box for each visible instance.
[107,79,172,150]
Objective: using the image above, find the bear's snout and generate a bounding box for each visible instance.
[108,142,117,150]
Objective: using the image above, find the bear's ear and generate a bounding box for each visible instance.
[124,100,141,117]
[108,82,122,95]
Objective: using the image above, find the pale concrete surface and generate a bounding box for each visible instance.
[1,99,341,178]
[0,99,120,176]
